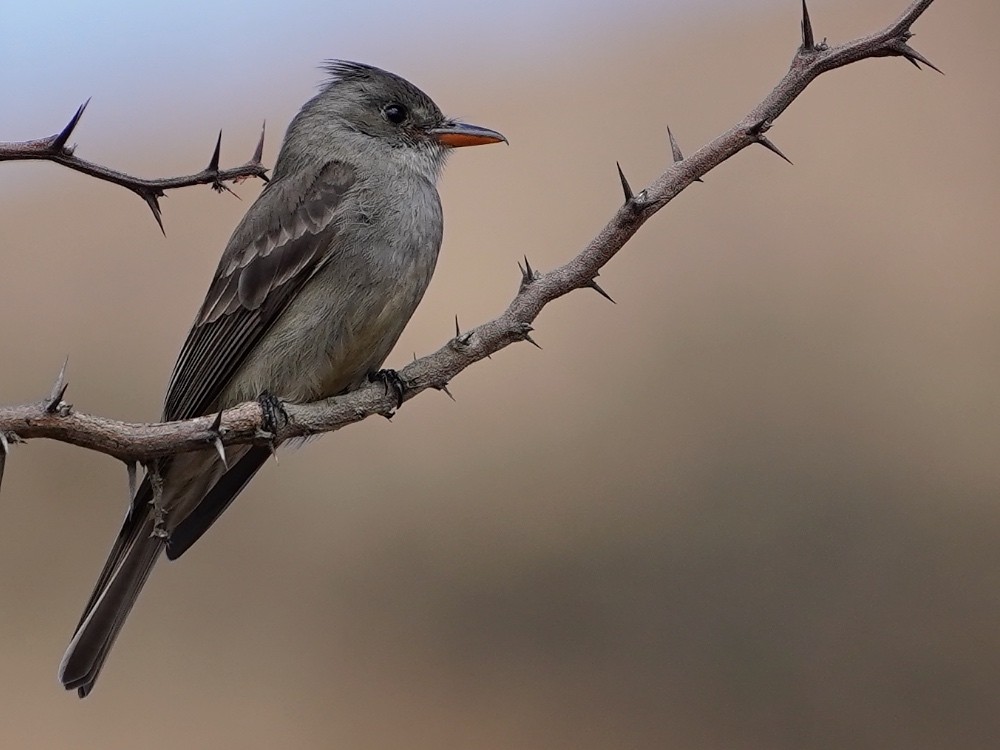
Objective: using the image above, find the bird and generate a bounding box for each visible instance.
[58,60,505,697]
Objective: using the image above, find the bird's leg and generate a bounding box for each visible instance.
[368,369,406,409]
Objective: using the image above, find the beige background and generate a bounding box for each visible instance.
[2,1,999,748]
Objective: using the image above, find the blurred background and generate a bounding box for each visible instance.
[2,0,998,747]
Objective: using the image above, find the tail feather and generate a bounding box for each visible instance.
[71,479,156,634]
[59,518,164,696]
[59,448,271,696]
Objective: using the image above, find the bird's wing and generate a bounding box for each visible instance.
[163,158,356,421]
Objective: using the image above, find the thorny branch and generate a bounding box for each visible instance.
[0,101,269,232]
[0,1,941,485]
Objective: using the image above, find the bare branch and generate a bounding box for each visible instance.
[0,0,941,465]
[0,103,270,231]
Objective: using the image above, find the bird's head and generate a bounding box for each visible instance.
[277,60,505,182]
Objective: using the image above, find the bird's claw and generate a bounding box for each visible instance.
[368,369,406,409]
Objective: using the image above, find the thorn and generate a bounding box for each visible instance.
[616,161,634,203]
[142,191,165,234]
[749,121,792,165]
[208,130,222,172]
[52,99,90,152]
[519,254,537,283]
[757,136,793,165]
[252,122,266,164]
[513,323,542,349]
[251,428,279,463]
[668,126,703,183]
[45,356,70,413]
[666,125,684,163]
[207,131,239,195]
[800,0,815,52]
[895,41,944,74]
[519,255,539,291]
[212,436,228,469]
[586,277,616,304]
[207,410,228,467]
[438,383,455,401]
[451,314,473,348]
[125,460,137,501]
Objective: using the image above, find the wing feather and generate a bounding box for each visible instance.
[163,159,355,421]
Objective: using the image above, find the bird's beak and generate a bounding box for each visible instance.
[430,120,507,148]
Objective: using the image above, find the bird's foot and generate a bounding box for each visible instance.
[368,369,406,409]
[257,391,289,436]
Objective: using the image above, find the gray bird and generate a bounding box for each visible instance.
[59,61,505,697]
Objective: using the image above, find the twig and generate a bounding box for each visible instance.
[0,1,940,468]
[0,102,269,232]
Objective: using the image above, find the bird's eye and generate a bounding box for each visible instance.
[383,104,407,124]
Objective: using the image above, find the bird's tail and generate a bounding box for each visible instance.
[59,446,268,696]
[59,495,163,698]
